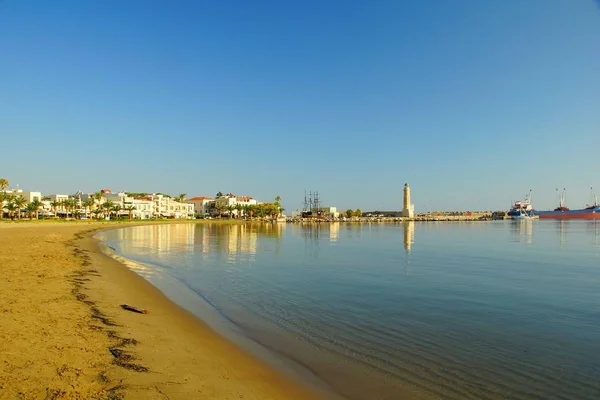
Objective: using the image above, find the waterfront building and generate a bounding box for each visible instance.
[214,194,258,217]
[185,196,215,217]
[311,206,339,219]
[6,190,43,203]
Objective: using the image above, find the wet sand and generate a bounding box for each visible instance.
[0,222,323,399]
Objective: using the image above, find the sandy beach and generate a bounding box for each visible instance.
[0,222,323,399]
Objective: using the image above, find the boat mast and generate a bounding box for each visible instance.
[557,188,566,208]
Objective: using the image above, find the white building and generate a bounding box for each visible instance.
[5,189,42,203]
[150,194,193,218]
[185,196,215,217]
[213,194,258,217]
[80,191,193,219]
[312,206,339,219]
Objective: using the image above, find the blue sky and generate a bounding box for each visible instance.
[1,1,599,212]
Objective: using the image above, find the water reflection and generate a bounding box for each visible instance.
[110,223,196,256]
[330,222,339,243]
[193,223,287,263]
[511,220,533,244]
[589,221,600,247]
[403,221,414,254]
[557,220,567,246]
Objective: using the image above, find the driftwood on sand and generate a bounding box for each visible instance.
[120,304,148,314]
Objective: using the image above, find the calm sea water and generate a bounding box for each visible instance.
[96,221,600,400]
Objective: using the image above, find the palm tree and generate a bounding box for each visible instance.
[176,193,186,203]
[274,196,282,217]
[92,209,103,219]
[93,191,104,213]
[0,191,6,220]
[102,201,114,220]
[226,205,235,219]
[246,204,256,220]
[125,205,136,220]
[0,178,8,192]
[112,204,122,220]
[5,202,17,220]
[25,202,36,220]
[50,200,61,218]
[63,199,77,219]
[234,204,243,218]
[82,199,95,218]
[13,195,26,220]
[215,203,225,218]
[29,199,43,220]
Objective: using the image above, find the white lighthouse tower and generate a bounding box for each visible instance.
[402,183,415,218]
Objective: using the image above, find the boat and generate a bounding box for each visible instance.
[534,188,600,219]
[507,190,535,218]
[513,208,538,220]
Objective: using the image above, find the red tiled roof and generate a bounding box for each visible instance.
[187,196,214,201]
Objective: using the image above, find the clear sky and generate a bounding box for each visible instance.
[1,1,599,212]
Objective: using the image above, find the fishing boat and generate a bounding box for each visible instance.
[507,190,535,218]
[513,208,538,220]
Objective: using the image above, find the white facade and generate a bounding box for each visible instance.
[12,191,42,203]
[185,197,214,217]
[214,194,258,216]
[151,194,193,218]
[312,206,339,218]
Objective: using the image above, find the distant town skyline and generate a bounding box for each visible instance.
[1,1,599,212]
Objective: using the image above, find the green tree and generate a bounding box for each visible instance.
[102,200,114,219]
[234,203,243,218]
[176,194,186,202]
[216,191,224,198]
[0,191,6,220]
[226,205,235,218]
[346,209,354,218]
[355,209,362,218]
[112,204,122,219]
[50,200,60,218]
[0,178,9,192]
[82,199,95,218]
[25,202,37,220]
[64,199,78,219]
[215,203,225,218]
[274,196,282,217]
[92,209,103,219]
[29,199,43,220]
[5,202,17,220]
[13,195,26,220]
[246,204,256,219]
[93,191,104,210]
[125,205,136,220]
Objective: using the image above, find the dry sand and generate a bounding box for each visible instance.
[0,222,323,399]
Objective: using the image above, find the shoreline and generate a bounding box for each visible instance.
[0,222,325,399]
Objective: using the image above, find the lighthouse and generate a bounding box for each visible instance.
[402,183,415,218]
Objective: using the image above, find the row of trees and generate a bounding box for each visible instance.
[211,196,284,220]
[345,209,363,218]
[0,177,139,220]
[0,192,44,220]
